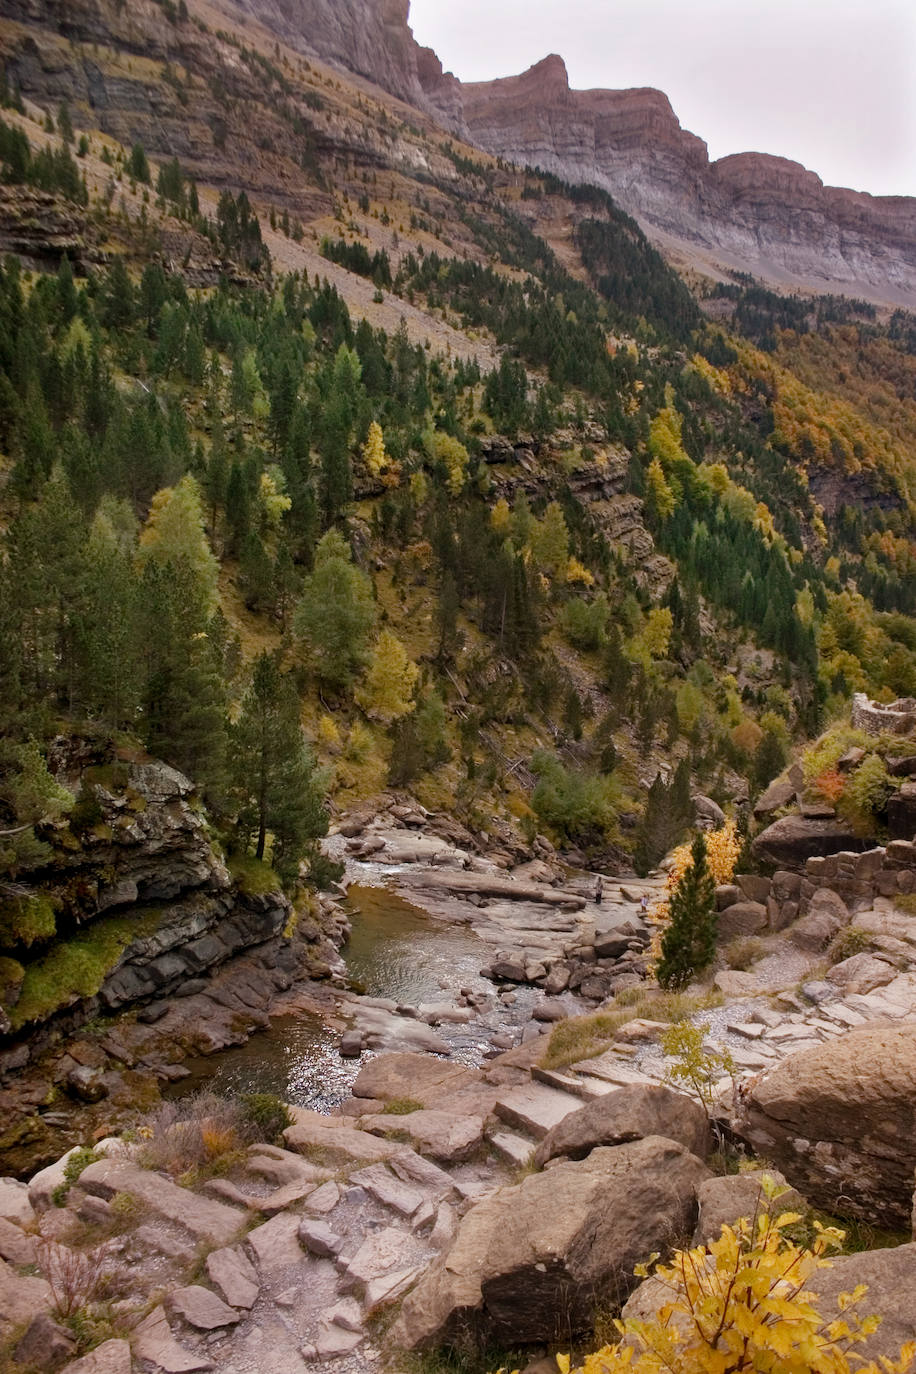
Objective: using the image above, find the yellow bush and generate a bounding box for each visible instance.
[497,1203,915,1374]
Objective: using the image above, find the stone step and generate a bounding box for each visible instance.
[486,1128,536,1167]
[531,1066,619,1100]
[570,1052,658,1089]
[492,1082,585,1140]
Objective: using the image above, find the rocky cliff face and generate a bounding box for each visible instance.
[229,0,916,305]
[463,56,916,308]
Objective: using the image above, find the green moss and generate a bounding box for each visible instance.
[227,853,281,896]
[10,909,164,1030]
[0,893,57,948]
[380,1097,423,1115]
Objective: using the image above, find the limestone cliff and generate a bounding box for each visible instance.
[220,0,916,305]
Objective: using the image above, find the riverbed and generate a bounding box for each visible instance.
[172,881,544,1111]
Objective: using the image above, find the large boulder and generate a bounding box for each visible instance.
[736,1024,916,1227]
[533,1085,709,1168]
[391,1136,709,1350]
[752,816,866,868]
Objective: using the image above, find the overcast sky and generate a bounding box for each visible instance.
[408,0,916,198]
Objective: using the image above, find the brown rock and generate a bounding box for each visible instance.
[807,1245,916,1364]
[360,1109,484,1163]
[59,1340,133,1374]
[753,778,797,817]
[533,1085,709,1167]
[753,816,866,867]
[350,1052,477,1104]
[716,901,768,940]
[168,1286,241,1330]
[692,1171,803,1246]
[391,1137,709,1349]
[737,1023,916,1227]
[14,1313,76,1371]
[788,888,850,952]
[825,952,896,995]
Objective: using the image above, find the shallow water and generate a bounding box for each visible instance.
[172,881,540,1111]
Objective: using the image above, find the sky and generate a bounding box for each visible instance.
[407,0,916,198]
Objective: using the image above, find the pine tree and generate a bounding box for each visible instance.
[231,651,328,879]
[656,831,717,990]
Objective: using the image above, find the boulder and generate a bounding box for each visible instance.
[533,1085,709,1168]
[694,794,726,829]
[692,1170,803,1246]
[753,816,866,867]
[753,778,797,818]
[132,1305,214,1372]
[737,1023,916,1227]
[204,1246,259,1309]
[716,901,768,940]
[736,874,772,904]
[825,952,896,995]
[168,1286,240,1330]
[391,1137,709,1349]
[887,784,916,840]
[788,888,850,952]
[13,1313,76,1371]
[808,1244,916,1364]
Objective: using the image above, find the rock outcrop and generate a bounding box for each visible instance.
[736,1023,916,1228]
[392,1136,709,1349]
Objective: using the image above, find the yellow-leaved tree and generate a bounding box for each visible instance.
[497,1198,915,1374]
[137,474,219,613]
[356,631,419,725]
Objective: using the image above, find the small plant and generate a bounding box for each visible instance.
[724,935,765,971]
[37,1237,112,1318]
[52,1146,102,1206]
[380,1097,423,1116]
[827,926,874,964]
[661,1020,734,1118]
[241,1092,293,1144]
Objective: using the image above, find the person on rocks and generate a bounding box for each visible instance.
[594,876,604,904]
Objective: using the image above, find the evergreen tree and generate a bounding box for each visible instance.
[231,651,328,879]
[294,529,376,688]
[656,832,717,990]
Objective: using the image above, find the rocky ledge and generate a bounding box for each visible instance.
[0,743,350,1175]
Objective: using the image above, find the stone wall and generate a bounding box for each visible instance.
[851,692,916,736]
[721,840,916,936]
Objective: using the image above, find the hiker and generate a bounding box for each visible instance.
[594,876,603,904]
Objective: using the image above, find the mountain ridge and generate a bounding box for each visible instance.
[217,0,916,306]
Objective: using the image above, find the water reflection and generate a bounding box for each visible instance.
[171,881,540,1112]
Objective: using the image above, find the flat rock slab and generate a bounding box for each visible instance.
[341,1226,419,1288]
[351,1052,478,1104]
[486,1130,536,1167]
[304,1182,340,1215]
[246,1213,304,1274]
[205,1246,259,1310]
[493,1082,586,1139]
[132,1306,214,1372]
[360,1109,484,1163]
[315,1326,364,1359]
[79,1160,241,1247]
[570,1053,657,1088]
[169,1286,240,1330]
[283,1120,404,1167]
[60,1340,133,1374]
[0,1257,52,1325]
[349,1163,427,1218]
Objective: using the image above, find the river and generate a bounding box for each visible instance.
[172,881,542,1111]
